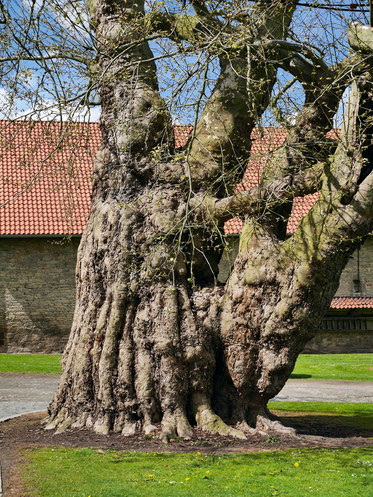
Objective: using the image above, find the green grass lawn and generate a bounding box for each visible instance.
[22,447,373,497]
[2,352,372,380]
[1,352,372,380]
[0,353,62,374]
[291,353,373,381]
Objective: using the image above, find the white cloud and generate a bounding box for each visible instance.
[22,0,90,34]
[0,88,100,122]
[16,99,101,122]
[0,88,15,119]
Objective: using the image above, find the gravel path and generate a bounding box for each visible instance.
[0,373,372,422]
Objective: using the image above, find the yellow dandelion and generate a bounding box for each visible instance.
[294,462,300,468]
[185,477,190,481]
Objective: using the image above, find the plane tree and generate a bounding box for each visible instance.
[3,0,373,439]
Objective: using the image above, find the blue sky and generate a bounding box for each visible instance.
[0,1,369,125]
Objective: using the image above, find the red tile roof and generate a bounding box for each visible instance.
[0,120,100,235]
[1,121,372,309]
[174,125,193,149]
[0,121,336,236]
[330,297,373,309]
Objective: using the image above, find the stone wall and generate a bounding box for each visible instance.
[1,234,373,354]
[335,236,373,297]
[0,237,80,353]
[304,329,373,353]
[304,309,373,353]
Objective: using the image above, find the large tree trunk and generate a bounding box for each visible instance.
[47,1,373,439]
[48,0,245,440]
[47,180,245,438]
[47,147,356,439]
[219,223,357,433]
[47,191,355,438]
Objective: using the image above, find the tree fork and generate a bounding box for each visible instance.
[46,1,373,441]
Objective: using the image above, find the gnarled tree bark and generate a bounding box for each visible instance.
[48,0,373,439]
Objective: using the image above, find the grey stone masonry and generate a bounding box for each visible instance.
[1,234,373,354]
[335,236,373,298]
[0,237,80,353]
[304,309,373,353]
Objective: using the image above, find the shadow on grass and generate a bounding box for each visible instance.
[277,413,373,438]
[289,374,312,379]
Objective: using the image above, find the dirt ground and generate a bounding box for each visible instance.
[1,411,372,497]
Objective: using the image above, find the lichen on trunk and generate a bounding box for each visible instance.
[47,0,373,440]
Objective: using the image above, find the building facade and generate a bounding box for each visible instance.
[1,122,372,353]
[0,236,79,352]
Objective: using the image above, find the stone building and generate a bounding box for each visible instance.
[0,120,100,353]
[0,122,372,353]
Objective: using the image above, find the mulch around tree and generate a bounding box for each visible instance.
[1,412,372,497]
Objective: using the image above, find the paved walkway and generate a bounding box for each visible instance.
[274,379,372,403]
[0,373,60,422]
[0,373,372,422]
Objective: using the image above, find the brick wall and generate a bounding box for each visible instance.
[0,237,80,353]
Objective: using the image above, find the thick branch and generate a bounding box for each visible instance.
[275,34,373,92]
[261,25,373,194]
[276,45,331,87]
[90,0,173,174]
[190,161,324,222]
[289,72,373,261]
[188,0,298,192]
[261,89,340,190]
[348,171,373,223]
[187,52,252,193]
[348,23,373,54]
[189,0,214,20]
[267,39,328,72]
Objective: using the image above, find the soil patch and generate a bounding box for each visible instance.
[1,411,372,497]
